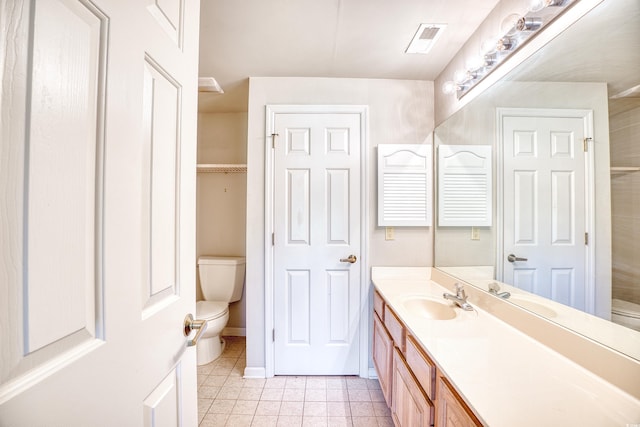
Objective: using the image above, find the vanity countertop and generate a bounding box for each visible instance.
[372,267,640,427]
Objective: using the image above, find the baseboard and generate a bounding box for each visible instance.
[368,367,378,380]
[243,367,266,378]
[222,327,246,336]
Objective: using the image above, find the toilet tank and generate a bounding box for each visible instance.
[198,256,246,303]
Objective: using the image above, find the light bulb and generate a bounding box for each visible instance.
[500,13,521,36]
[453,69,470,84]
[466,56,485,71]
[442,81,458,95]
[481,37,498,54]
[516,17,543,32]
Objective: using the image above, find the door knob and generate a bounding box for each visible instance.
[507,254,528,263]
[183,314,207,347]
[340,254,357,264]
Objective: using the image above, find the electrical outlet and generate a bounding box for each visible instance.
[385,227,395,241]
[471,227,480,240]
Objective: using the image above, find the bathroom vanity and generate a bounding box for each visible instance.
[372,267,640,427]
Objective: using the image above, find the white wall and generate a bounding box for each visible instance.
[197,112,248,330]
[245,77,434,374]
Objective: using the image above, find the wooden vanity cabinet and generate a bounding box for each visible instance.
[392,348,434,427]
[437,376,483,427]
[372,290,484,427]
[373,311,394,406]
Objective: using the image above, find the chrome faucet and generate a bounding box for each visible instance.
[443,283,474,311]
[488,282,511,299]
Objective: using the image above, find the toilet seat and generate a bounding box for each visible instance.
[197,301,229,321]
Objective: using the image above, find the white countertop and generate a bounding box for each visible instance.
[372,267,640,427]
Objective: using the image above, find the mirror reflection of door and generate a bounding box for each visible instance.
[498,108,597,314]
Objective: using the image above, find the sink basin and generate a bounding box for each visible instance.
[509,296,557,318]
[402,297,457,320]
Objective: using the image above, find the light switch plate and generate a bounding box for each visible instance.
[471,227,480,240]
[385,227,395,241]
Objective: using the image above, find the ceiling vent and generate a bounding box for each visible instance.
[405,23,447,55]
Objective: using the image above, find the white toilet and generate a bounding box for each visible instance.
[611,298,640,332]
[196,255,246,365]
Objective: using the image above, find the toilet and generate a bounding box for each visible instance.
[196,255,246,365]
[611,298,640,332]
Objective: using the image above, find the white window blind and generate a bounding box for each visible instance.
[438,145,492,226]
[377,144,432,226]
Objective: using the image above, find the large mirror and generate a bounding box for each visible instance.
[434,0,640,361]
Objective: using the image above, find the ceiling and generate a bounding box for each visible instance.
[197,0,500,113]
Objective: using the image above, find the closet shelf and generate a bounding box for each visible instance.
[197,163,247,173]
[610,166,640,174]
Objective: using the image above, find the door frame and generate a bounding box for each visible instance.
[264,105,370,377]
[496,107,596,313]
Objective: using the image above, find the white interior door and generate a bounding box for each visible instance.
[0,0,200,425]
[500,110,592,311]
[272,111,362,375]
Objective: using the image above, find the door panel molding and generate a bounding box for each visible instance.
[496,107,596,314]
[265,105,369,377]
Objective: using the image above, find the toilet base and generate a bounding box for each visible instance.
[197,336,226,366]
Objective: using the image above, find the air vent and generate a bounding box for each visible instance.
[406,23,447,54]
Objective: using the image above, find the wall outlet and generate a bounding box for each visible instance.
[385,227,395,241]
[471,227,480,240]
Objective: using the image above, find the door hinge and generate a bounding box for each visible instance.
[583,137,592,152]
[272,329,275,342]
[272,233,275,246]
[271,133,279,149]
[585,232,589,245]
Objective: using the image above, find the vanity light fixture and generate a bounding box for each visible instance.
[442,0,575,99]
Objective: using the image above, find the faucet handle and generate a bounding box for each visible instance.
[488,282,500,293]
[454,283,466,299]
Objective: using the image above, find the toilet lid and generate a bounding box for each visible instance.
[612,298,640,319]
[196,301,229,320]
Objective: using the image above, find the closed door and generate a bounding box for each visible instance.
[272,111,362,375]
[501,111,590,311]
[0,0,200,425]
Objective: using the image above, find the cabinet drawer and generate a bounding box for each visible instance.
[384,306,406,353]
[406,335,436,401]
[374,290,385,320]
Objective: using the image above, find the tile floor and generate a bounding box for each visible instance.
[198,337,394,427]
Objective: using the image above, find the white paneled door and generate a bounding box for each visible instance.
[500,109,593,312]
[0,0,200,425]
[272,110,363,375]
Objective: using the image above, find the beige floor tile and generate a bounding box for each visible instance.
[226,414,254,426]
[326,389,348,402]
[198,364,216,376]
[200,413,228,427]
[232,400,259,415]
[256,400,282,416]
[217,386,242,400]
[302,416,328,426]
[351,417,378,427]
[349,402,373,417]
[327,416,353,427]
[327,402,351,417]
[280,401,304,416]
[224,376,246,388]
[326,378,347,390]
[208,399,236,415]
[365,380,381,390]
[371,402,390,417]
[244,378,267,388]
[277,415,303,427]
[303,402,328,417]
[199,386,221,399]
[252,415,278,426]
[199,398,214,414]
[375,416,394,427]
[345,378,368,390]
[305,388,327,402]
[211,365,234,376]
[282,388,306,401]
[238,387,264,401]
[285,376,307,389]
[347,389,370,402]
[204,376,229,387]
[265,377,288,389]
[368,390,385,403]
[306,377,327,389]
[261,388,285,401]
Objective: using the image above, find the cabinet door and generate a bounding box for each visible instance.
[437,376,483,427]
[391,348,433,427]
[373,312,393,406]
